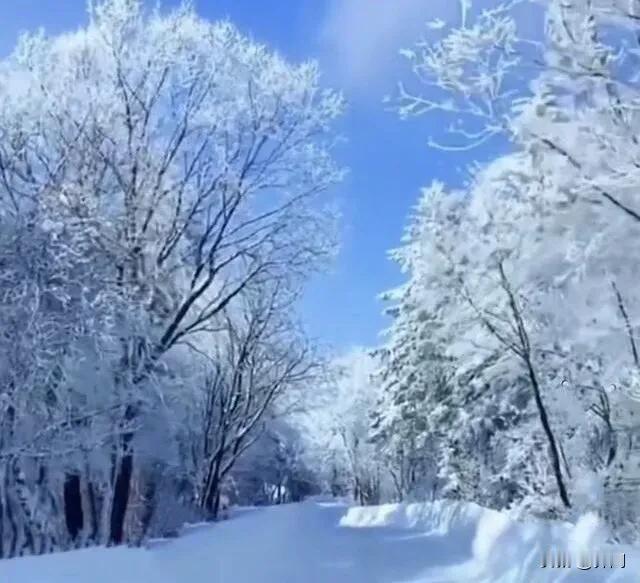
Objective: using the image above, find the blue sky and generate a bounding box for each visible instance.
[0,0,499,351]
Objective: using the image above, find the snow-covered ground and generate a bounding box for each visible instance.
[1,499,637,582]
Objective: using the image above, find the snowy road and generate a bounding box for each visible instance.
[1,500,638,582]
[157,501,475,583]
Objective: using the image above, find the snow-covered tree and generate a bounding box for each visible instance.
[0,0,343,555]
[378,0,640,536]
[300,348,388,505]
[178,283,320,519]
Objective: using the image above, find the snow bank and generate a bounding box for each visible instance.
[342,499,638,582]
[340,499,485,536]
[464,505,637,582]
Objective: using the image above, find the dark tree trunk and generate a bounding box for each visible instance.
[525,359,571,508]
[495,261,571,509]
[6,499,17,558]
[4,469,17,558]
[63,474,84,542]
[0,495,4,559]
[109,444,133,546]
[212,490,222,520]
[86,478,99,543]
[203,450,223,519]
[109,399,139,546]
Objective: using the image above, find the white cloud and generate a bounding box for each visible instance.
[319,0,459,91]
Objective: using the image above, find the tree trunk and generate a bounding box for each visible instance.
[524,359,571,508]
[4,467,17,558]
[86,477,99,544]
[495,262,571,509]
[63,474,84,542]
[109,439,133,545]
[0,495,3,559]
[203,448,224,519]
[212,490,222,520]
[13,461,35,556]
